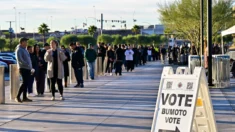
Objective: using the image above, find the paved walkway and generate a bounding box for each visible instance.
[0,61,235,132]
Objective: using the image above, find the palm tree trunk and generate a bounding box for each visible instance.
[43,33,45,43]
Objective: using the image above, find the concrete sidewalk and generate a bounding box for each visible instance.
[0,61,235,132]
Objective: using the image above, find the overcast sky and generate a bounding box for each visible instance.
[0,0,174,33]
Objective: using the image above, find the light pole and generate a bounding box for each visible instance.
[207,0,213,86]
[50,16,53,32]
[93,6,96,26]
[74,19,77,34]
[133,10,136,25]
[18,12,21,33]
[200,0,204,67]
[13,7,17,39]
[24,13,26,32]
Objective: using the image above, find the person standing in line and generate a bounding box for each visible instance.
[105,46,115,76]
[70,43,85,88]
[143,46,148,64]
[41,43,53,92]
[61,45,71,88]
[160,45,167,64]
[85,43,97,80]
[122,44,127,69]
[147,47,152,61]
[44,40,67,101]
[15,38,34,103]
[125,46,134,72]
[115,44,124,76]
[76,42,85,55]
[27,46,37,97]
[34,44,45,96]
[132,44,139,67]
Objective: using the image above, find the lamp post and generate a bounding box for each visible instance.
[18,12,21,32]
[50,16,53,32]
[200,0,204,67]
[207,0,213,86]
[13,7,17,39]
[24,13,26,32]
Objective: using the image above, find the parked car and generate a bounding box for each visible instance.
[0,57,17,66]
[1,56,15,60]
[0,53,16,60]
[0,61,9,72]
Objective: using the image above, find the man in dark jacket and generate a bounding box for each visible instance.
[85,43,97,80]
[132,44,139,67]
[70,43,85,88]
[115,44,124,76]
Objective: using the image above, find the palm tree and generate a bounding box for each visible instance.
[131,25,141,35]
[38,23,50,43]
[88,25,97,37]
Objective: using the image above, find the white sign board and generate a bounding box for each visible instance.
[151,67,217,132]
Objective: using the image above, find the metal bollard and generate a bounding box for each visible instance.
[0,66,5,104]
[83,58,88,80]
[10,64,20,100]
[95,59,98,76]
[69,62,76,84]
[98,57,102,75]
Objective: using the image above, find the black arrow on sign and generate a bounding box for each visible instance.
[159,127,180,132]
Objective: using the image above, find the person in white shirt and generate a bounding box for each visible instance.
[125,45,134,72]
[147,47,152,61]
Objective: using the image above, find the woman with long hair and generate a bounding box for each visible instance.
[34,44,45,96]
[105,46,115,76]
[61,45,71,87]
[44,40,67,101]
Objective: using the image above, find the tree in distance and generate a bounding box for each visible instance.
[131,25,141,35]
[88,25,97,37]
[38,23,50,43]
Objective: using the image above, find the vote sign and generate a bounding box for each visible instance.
[154,78,198,132]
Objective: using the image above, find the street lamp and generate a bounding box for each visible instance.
[207,0,213,86]
[13,7,17,38]
[24,13,26,32]
[18,12,21,32]
[50,16,53,32]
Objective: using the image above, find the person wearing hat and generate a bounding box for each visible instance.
[85,43,97,80]
[15,38,35,103]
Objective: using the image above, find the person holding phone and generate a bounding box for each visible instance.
[44,40,67,101]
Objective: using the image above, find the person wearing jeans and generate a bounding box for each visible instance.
[70,43,85,88]
[27,46,38,97]
[15,37,34,103]
[85,43,97,80]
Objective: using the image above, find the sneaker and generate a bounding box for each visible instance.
[51,97,55,101]
[28,93,36,97]
[60,96,65,101]
[22,98,33,102]
[110,73,113,76]
[15,97,22,103]
[80,84,84,88]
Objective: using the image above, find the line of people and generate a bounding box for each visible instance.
[15,38,159,103]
